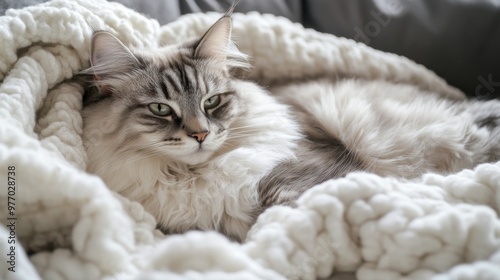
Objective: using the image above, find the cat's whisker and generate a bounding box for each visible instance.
[227,128,268,135]
[229,126,267,131]
[226,132,259,138]
[216,141,240,149]
[229,124,264,129]
[225,132,267,140]
[98,141,171,165]
[224,136,253,141]
[228,129,266,134]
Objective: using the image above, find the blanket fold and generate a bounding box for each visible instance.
[0,1,498,279]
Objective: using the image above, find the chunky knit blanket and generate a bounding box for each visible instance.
[1,1,499,279]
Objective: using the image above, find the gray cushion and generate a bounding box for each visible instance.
[303,0,500,99]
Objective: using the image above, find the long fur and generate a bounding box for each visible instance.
[270,79,499,179]
[82,15,500,241]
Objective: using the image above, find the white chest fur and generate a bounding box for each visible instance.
[84,84,301,241]
[104,157,260,240]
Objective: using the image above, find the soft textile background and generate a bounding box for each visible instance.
[0,1,499,280]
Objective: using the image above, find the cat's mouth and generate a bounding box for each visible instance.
[181,149,214,165]
[168,132,226,165]
[173,141,218,165]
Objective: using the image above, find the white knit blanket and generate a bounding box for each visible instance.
[1,1,499,279]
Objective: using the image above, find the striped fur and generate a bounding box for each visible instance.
[82,15,301,241]
[82,14,500,241]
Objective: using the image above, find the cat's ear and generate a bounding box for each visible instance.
[195,16,232,60]
[194,15,249,70]
[89,31,140,79]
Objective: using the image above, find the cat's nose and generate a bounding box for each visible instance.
[189,131,209,143]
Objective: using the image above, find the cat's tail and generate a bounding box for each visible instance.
[271,79,496,178]
[466,99,500,162]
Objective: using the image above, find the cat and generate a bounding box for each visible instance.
[81,12,500,241]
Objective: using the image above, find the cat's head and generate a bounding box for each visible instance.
[83,14,251,165]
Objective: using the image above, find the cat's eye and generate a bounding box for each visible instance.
[204,95,221,110]
[148,103,172,116]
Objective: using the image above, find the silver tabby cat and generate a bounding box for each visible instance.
[82,13,500,241]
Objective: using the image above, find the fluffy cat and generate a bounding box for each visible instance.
[82,13,500,241]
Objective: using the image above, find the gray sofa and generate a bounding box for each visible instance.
[2,0,499,99]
